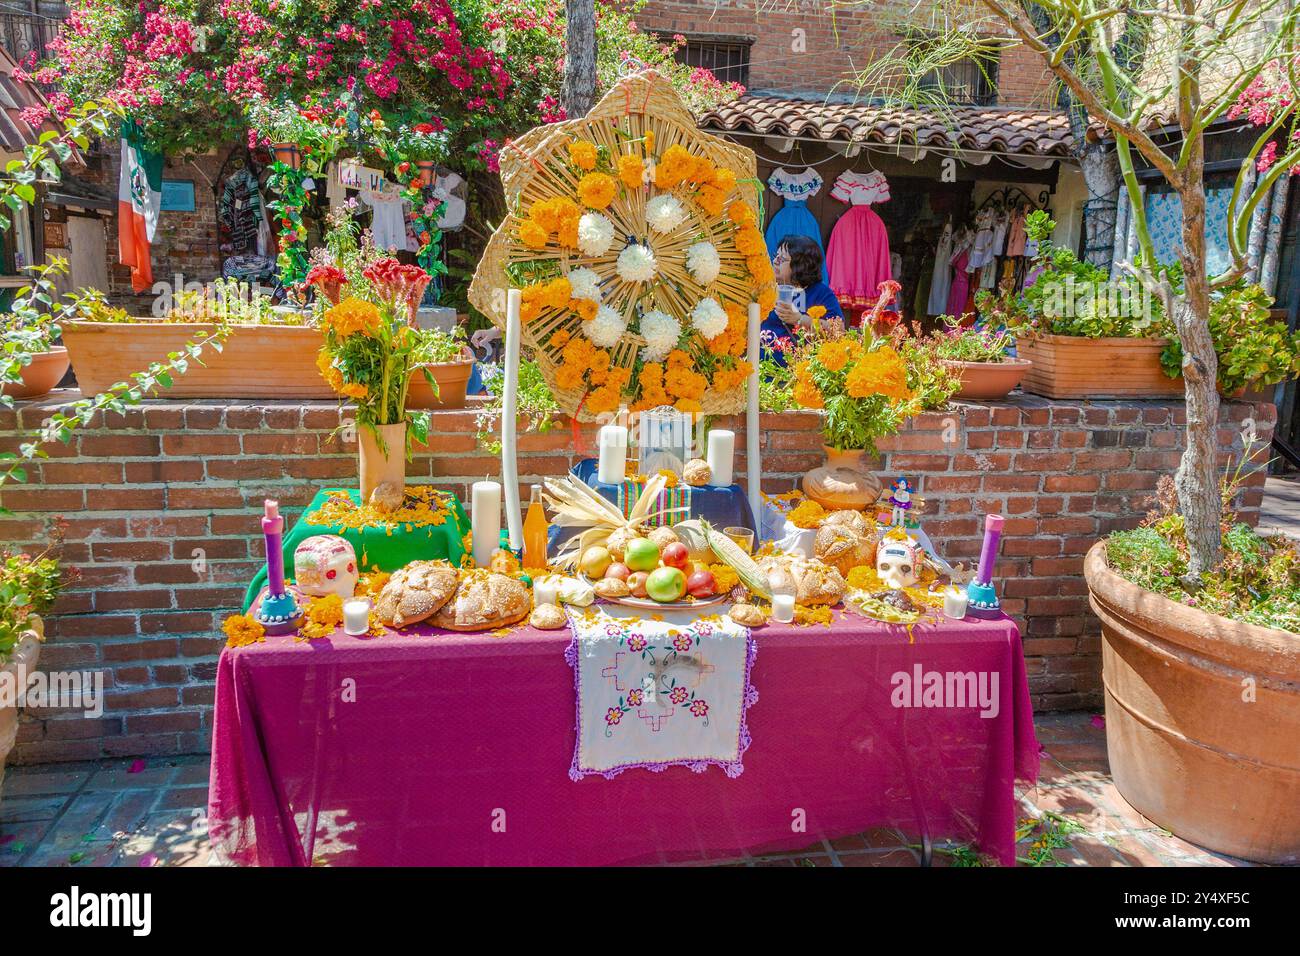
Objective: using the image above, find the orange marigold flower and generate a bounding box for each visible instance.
[734,227,765,257]
[340,382,369,399]
[807,305,827,321]
[568,140,598,171]
[519,220,549,250]
[577,172,616,209]
[728,200,756,226]
[324,297,381,338]
[571,298,599,322]
[695,184,726,216]
[817,340,852,373]
[674,398,702,414]
[618,153,644,190]
[550,329,572,349]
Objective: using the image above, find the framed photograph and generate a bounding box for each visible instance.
[160,179,196,212]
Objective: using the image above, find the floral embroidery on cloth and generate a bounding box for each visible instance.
[565,604,758,780]
[768,167,824,201]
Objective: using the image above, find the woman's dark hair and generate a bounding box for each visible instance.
[779,235,824,288]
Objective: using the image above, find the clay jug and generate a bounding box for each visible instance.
[802,446,882,511]
[358,422,407,502]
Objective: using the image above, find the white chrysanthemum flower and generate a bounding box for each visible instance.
[685,241,721,285]
[617,243,658,283]
[645,194,687,234]
[583,304,627,348]
[639,309,681,363]
[691,297,728,340]
[577,213,615,257]
[567,267,602,303]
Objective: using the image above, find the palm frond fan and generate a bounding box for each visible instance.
[469,70,776,422]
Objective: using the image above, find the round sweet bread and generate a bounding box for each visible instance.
[374,560,459,627]
[821,509,870,536]
[431,571,532,631]
[814,523,874,577]
[729,603,767,627]
[683,458,712,486]
[593,577,631,599]
[529,603,568,630]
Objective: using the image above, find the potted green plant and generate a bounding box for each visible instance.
[905,317,1030,401]
[407,324,475,410]
[979,211,1181,399]
[0,547,62,805]
[1160,281,1300,399]
[390,122,450,187]
[2,304,69,401]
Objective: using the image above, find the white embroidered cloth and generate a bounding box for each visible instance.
[565,604,757,780]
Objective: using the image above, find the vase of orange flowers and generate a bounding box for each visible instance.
[316,258,434,501]
[788,322,919,510]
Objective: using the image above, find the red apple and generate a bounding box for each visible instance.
[686,569,716,598]
[604,562,631,581]
[627,571,650,598]
[661,542,690,571]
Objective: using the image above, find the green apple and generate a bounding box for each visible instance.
[646,566,686,603]
[624,537,661,573]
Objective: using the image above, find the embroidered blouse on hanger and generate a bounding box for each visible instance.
[830,170,890,206]
[768,167,824,201]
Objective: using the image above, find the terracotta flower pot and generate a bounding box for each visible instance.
[1,347,69,399]
[407,359,473,410]
[801,446,883,511]
[272,143,302,170]
[1015,334,1183,399]
[415,160,437,188]
[1084,542,1300,863]
[358,421,407,502]
[940,357,1032,401]
[0,619,42,809]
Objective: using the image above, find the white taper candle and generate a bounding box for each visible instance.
[501,288,523,550]
[746,302,761,522]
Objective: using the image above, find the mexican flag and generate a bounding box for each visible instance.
[117,121,163,293]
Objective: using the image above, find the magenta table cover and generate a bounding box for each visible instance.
[208,611,1038,866]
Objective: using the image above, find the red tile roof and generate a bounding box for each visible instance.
[700,95,1077,159]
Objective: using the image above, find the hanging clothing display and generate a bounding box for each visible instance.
[968,208,997,270]
[432,170,467,231]
[765,167,828,281]
[826,205,893,311]
[830,169,890,206]
[926,221,954,315]
[1005,208,1027,257]
[361,182,415,253]
[219,168,264,254]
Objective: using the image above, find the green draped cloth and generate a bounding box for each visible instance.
[242,487,470,612]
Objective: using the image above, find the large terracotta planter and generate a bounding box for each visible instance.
[415,160,437,187]
[0,618,42,809]
[271,143,302,170]
[1084,542,1300,863]
[1,347,69,399]
[941,357,1031,401]
[1016,334,1183,399]
[801,446,883,511]
[407,358,473,410]
[62,322,333,399]
[358,421,407,502]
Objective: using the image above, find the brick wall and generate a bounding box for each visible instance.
[637,0,1056,107]
[0,392,1273,763]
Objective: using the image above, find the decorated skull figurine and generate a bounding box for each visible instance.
[876,535,922,591]
[293,535,359,599]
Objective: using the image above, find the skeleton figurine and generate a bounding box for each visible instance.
[876,535,922,591]
[293,535,359,599]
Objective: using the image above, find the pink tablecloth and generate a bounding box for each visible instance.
[208,610,1038,866]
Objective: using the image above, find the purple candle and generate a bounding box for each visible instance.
[975,513,1004,585]
[262,499,287,597]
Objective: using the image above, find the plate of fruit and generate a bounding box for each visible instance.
[578,536,728,610]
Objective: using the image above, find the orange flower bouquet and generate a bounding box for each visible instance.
[317,258,434,495]
[788,319,920,454]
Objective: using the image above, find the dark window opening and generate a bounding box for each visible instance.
[912,39,1000,106]
[662,35,752,88]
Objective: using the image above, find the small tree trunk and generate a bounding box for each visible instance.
[1079,141,1123,269]
[1174,164,1222,579]
[562,0,597,119]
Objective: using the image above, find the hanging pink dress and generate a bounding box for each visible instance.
[827,206,894,311]
[946,248,971,319]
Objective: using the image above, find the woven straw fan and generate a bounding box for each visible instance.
[469,69,769,421]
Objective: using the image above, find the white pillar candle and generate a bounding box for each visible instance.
[533,575,561,607]
[597,425,628,485]
[706,429,735,487]
[771,593,796,624]
[343,598,371,636]
[943,586,969,620]
[471,480,502,568]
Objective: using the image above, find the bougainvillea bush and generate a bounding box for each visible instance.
[37,0,743,162]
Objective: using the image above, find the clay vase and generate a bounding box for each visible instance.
[416,160,437,188]
[0,617,42,809]
[271,143,302,170]
[1085,542,1300,863]
[802,446,883,511]
[358,422,407,503]
[1,347,69,399]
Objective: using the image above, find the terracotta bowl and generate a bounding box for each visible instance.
[407,358,474,410]
[941,357,1031,401]
[2,347,69,399]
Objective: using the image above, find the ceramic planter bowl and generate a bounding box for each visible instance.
[941,357,1032,401]
[1085,542,1300,863]
[0,619,42,809]
[407,358,474,410]
[2,347,69,399]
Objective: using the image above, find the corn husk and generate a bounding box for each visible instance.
[671,519,714,563]
[543,474,686,569]
[701,519,771,599]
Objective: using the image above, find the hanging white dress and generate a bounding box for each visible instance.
[927,221,954,316]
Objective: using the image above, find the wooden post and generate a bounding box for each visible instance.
[746,303,761,524]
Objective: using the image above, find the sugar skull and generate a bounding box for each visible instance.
[293,535,359,599]
[876,536,921,590]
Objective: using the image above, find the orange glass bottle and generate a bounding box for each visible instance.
[523,484,550,571]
